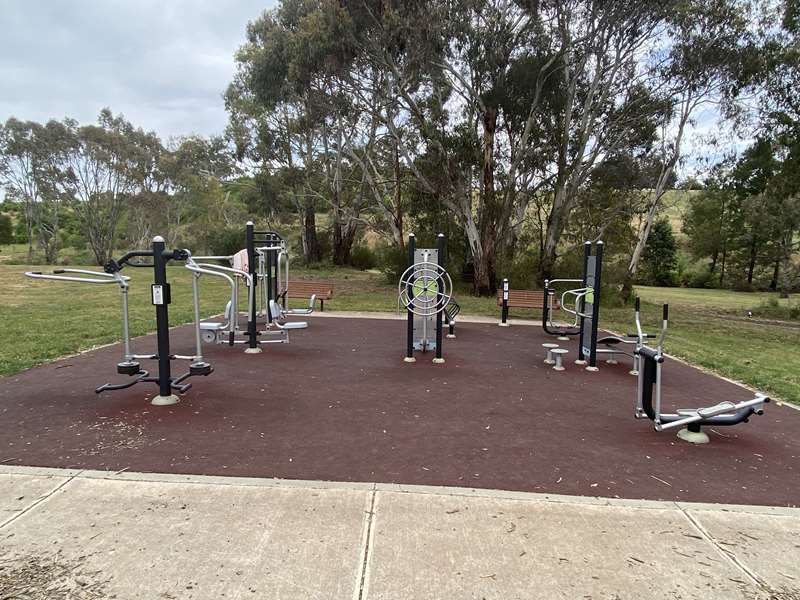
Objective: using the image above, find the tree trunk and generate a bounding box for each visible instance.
[746,235,757,285]
[332,218,357,265]
[393,140,404,250]
[303,198,321,263]
[473,106,499,296]
[779,236,791,299]
[770,259,779,290]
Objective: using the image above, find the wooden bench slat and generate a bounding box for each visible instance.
[287,281,333,300]
[496,289,556,309]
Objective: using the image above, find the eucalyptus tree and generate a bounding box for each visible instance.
[226,2,333,263]
[622,0,756,299]
[62,109,154,265]
[0,118,72,263]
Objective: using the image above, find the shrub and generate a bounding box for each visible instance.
[376,242,407,283]
[499,252,539,289]
[0,214,12,245]
[350,245,377,271]
[641,219,678,286]
[684,266,714,289]
[205,227,245,257]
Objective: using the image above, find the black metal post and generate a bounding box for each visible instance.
[501,278,509,325]
[434,233,445,363]
[151,236,172,398]
[587,241,604,369]
[405,233,416,361]
[577,241,592,364]
[246,222,259,349]
[265,240,273,323]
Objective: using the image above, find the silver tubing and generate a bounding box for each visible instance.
[120,279,133,361]
[190,270,204,362]
[546,278,583,286]
[655,395,769,432]
[25,269,130,285]
[278,250,289,309]
[654,356,663,427]
[560,287,590,319]
[185,260,249,335]
[635,356,644,417]
[545,278,583,329]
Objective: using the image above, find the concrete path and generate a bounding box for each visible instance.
[1,466,798,600]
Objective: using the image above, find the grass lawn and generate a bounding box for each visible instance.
[0,264,797,405]
[635,285,793,311]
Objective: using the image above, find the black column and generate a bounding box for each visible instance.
[577,241,592,363]
[501,278,509,324]
[435,233,445,361]
[246,221,259,348]
[406,233,416,360]
[587,241,604,369]
[152,236,172,397]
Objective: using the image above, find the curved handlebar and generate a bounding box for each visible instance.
[189,261,252,286]
[25,268,129,285]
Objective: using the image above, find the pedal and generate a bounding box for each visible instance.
[697,401,736,418]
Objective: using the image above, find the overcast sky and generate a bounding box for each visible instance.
[1,1,740,178]
[0,1,275,140]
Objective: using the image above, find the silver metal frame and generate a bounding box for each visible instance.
[397,261,453,317]
[25,261,207,368]
[543,278,583,329]
[186,255,258,345]
[634,302,768,431]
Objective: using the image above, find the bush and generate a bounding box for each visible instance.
[751,298,800,321]
[498,252,539,289]
[641,219,678,286]
[205,227,245,257]
[376,242,407,283]
[0,214,12,245]
[681,264,715,289]
[350,245,377,271]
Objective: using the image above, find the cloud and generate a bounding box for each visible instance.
[0,0,274,140]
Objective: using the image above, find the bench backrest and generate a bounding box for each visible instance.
[288,281,334,299]
[496,289,549,308]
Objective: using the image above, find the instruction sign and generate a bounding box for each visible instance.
[151,285,164,305]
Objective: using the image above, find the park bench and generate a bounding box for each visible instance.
[286,281,334,311]
[497,284,555,325]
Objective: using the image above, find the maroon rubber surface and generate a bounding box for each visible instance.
[1,316,797,506]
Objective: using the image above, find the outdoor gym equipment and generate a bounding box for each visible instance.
[634,300,769,444]
[595,298,658,375]
[398,233,453,363]
[192,222,309,352]
[543,241,604,370]
[25,236,212,406]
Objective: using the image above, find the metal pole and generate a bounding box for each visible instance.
[434,233,445,363]
[151,236,177,404]
[501,278,509,325]
[245,221,261,352]
[191,272,204,363]
[576,241,592,364]
[587,241,604,370]
[405,233,416,362]
[120,282,133,361]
